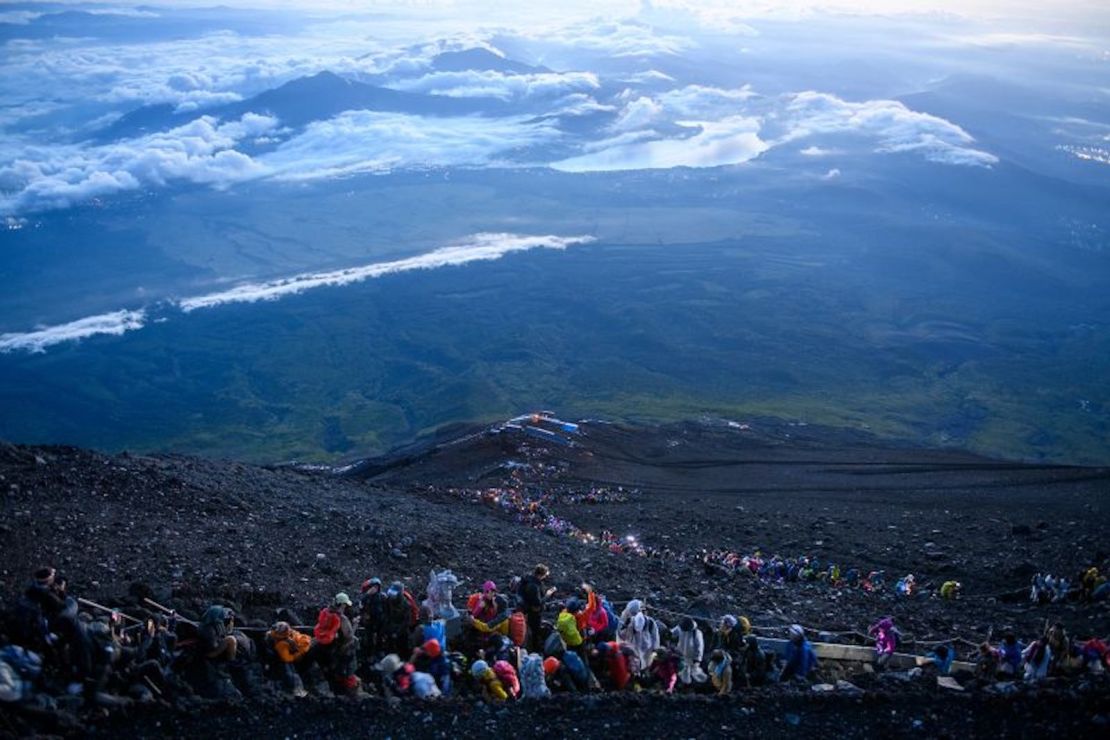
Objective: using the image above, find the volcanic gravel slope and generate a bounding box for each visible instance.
[1,418,1108,738]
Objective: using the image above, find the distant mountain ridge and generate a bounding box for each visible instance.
[94,69,510,142]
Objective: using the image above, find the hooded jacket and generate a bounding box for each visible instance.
[671,622,707,684]
[617,600,660,673]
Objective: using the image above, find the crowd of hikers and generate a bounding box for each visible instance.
[2,564,1108,712]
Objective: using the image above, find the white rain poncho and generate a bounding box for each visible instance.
[672,621,707,684]
[617,600,659,674]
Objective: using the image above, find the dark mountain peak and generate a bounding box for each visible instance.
[431,47,549,75]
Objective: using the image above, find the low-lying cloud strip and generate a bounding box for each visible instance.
[0,233,595,354]
[0,309,146,354]
[178,232,596,310]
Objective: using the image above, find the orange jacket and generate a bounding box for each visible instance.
[270,629,312,663]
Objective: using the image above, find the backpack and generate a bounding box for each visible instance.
[508,612,527,647]
[314,608,341,645]
[597,600,619,641]
[403,591,420,624]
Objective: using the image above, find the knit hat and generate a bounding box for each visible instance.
[543,657,560,676]
[471,659,489,677]
[482,580,497,593]
[423,639,442,658]
[388,581,404,597]
[361,577,382,593]
[721,615,738,628]
[788,624,805,639]
[739,616,752,634]
[272,621,291,635]
[334,592,352,607]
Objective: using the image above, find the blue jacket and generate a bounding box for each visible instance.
[781,639,817,679]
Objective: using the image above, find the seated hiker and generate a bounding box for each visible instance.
[1023,637,1052,682]
[712,615,744,663]
[779,625,817,682]
[925,644,955,676]
[358,577,386,664]
[410,606,448,658]
[617,600,660,676]
[739,635,772,687]
[895,574,916,597]
[409,638,451,695]
[1080,566,1104,601]
[707,649,732,695]
[976,641,1001,678]
[671,617,707,686]
[647,648,681,694]
[482,634,523,673]
[939,580,962,600]
[519,653,550,698]
[998,632,1023,677]
[591,641,631,691]
[1080,637,1109,672]
[266,621,310,697]
[868,617,899,669]
[1046,623,1072,673]
[311,593,359,696]
[17,567,92,691]
[374,654,413,698]
[470,660,509,702]
[467,581,503,623]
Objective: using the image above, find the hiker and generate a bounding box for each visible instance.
[1046,623,1072,673]
[312,593,359,696]
[707,649,732,695]
[779,625,817,682]
[467,581,503,622]
[410,638,451,695]
[1080,637,1109,672]
[1023,637,1051,682]
[358,577,386,663]
[1081,567,1105,602]
[647,648,680,694]
[895,574,916,597]
[556,603,586,656]
[591,641,631,690]
[739,634,772,687]
[671,617,707,685]
[470,659,509,701]
[375,654,412,698]
[925,644,955,676]
[1030,574,1049,604]
[939,580,962,600]
[998,632,1023,677]
[617,600,660,675]
[519,653,550,698]
[519,564,556,651]
[976,642,1001,678]
[382,582,418,658]
[266,621,310,697]
[712,615,744,664]
[17,568,92,690]
[868,617,899,669]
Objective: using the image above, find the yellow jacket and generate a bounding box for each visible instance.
[557,611,584,647]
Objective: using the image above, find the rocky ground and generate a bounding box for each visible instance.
[1,416,1108,737]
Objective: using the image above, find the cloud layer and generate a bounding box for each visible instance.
[0,309,146,354]
[0,233,595,353]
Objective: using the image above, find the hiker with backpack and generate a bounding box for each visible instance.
[868,616,899,669]
[358,577,387,665]
[617,599,660,675]
[779,625,817,682]
[266,621,311,697]
[311,593,359,696]
[382,582,419,658]
[672,617,707,686]
[519,564,556,652]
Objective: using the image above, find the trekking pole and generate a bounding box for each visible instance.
[142,597,198,627]
[77,597,142,624]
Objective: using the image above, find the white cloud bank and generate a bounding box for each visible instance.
[778,91,998,166]
[0,113,277,213]
[0,310,147,354]
[179,232,596,310]
[391,70,600,100]
[0,233,595,353]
